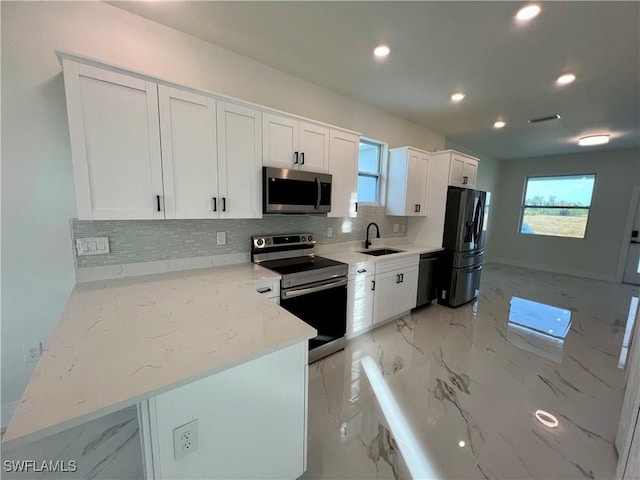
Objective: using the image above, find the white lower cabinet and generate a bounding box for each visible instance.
[140,342,308,479]
[347,263,375,337]
[372,257,419,326]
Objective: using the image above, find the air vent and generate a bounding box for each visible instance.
[528,114,561,124]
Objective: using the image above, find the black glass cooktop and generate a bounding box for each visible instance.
[260,256,345,276]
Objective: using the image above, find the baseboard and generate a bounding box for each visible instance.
[488,258,619,283]
[2,400,18,430]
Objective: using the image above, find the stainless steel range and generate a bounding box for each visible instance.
[252,233,348,363]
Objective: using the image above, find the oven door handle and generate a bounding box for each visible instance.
[282,277,347,299]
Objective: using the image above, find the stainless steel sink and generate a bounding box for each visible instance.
[360,248,405,256]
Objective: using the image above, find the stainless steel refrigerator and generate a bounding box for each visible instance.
[438,186,486,307]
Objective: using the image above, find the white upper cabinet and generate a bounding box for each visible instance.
[158,86,218,219]
[217,102,263,219]
[386,147,430,216]
[437,150,479,188]
[62,60,164,220]
[263,113,329,172]
[328,129,359,218]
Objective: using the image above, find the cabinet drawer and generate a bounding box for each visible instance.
[374,255,419,275]
[250,279,280,299]
[348,261,375,277]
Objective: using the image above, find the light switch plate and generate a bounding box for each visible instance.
[216,232,226,245]
[393,224,399,233]
[76,237,109,256]
[326,227,333,238]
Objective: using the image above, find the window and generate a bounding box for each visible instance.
[358,139,383,203]
[520,174,596,238]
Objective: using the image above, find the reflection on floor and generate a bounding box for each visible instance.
[2,264,637,479]
[301,264,639,480]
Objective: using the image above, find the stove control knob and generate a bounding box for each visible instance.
[256,239,264,247]
[266,239,272,245]
[308,235,313,242]
[301,236,306,242]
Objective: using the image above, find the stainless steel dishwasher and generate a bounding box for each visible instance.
[416,252,441,308]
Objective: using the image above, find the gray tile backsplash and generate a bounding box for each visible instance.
[71,206,407,268]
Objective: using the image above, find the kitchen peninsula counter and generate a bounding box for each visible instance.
[2,264,316,449]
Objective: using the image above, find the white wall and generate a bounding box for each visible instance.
[1,1,445,409]
[489,148,640,281]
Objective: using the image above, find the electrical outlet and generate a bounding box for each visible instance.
[173,419,198,460]
[393,224,399,233]
[23,343,41,363]
[326,227,333,238]
[401,224,406,232]
[216,232,226,246]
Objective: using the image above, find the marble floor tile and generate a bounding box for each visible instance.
[301,264,639,480]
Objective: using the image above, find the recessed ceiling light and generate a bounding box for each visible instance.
[579,135,610,146]
[458,441,466,448]
[534,409,559,428]
[516,4,541,22]
[374,45,390,58]
[451,92,466,103]
[494,120,507,129]
[556,73,576,85]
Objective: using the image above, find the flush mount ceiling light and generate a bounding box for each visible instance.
[373,45,390,58]
[534,409,559,428]
[516,4,541,22]
[556,73,576,86]
[494,120,507,129]
[579,135,610,146]
[451,92,466,103]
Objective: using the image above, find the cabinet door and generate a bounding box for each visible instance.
[62,61,163,220]
[298,122,329,172]
[449,154,466,187]
[217,102,263,219]
[263,113,298,169]
[414,153,430,216]
[373,270,399,325]
[158,86,218,219]
[395,266,419,313]
[404,151,421,216]
[328,130,359,217]
[463,159,478,188]
[347,274,375,336]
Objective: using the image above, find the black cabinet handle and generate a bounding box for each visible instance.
[212,197,217,212]
[256,287,272,294]
[400,273,404,283]
[463,176,469,184]
[156,195,161,212]
[357,269,367,273]
[294,152,299,164]
[355,202,358,213]
[222,197,226,212]
[301,152,305,165]
[417,204,421,212]
[396,274,400,284]
[371,280,376,291]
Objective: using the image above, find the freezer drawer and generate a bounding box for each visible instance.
[452,249,484,269]
[440,263,482,307]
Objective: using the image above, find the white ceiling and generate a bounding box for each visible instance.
[111,1,639,160]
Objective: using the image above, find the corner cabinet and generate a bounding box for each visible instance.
[60,56,262,220]
[386,147,430,216]
[61,61,165,220]
[328,129,359,218]
[262,113,329,173]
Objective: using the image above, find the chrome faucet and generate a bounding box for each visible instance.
[365,222,380,249]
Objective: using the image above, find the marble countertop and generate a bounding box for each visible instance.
[2,264,316,448]
[317,240,443,266]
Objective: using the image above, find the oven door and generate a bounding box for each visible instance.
[280,277,347,353]
[263,167,332,214]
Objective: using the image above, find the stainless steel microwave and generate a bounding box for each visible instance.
[263,167,332,214]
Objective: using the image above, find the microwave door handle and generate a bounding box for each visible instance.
[315,177,321,210]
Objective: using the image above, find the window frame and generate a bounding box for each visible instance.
[357,137,386,206]
[518,173,596,239]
